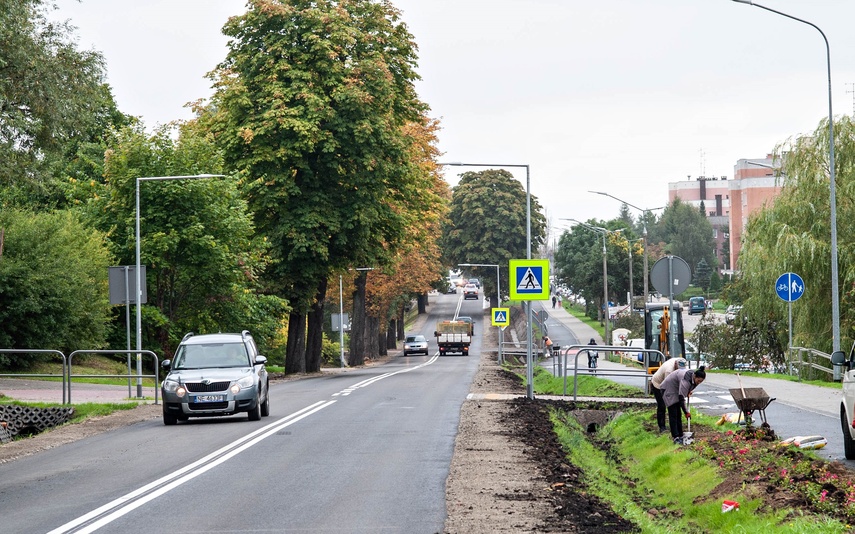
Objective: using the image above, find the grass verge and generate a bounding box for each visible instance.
[549,406,852,533]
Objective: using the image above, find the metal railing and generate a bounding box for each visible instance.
[789,346,839,381]
[68,350,159,404]
[558,345,665,400]
[0,349,68,404]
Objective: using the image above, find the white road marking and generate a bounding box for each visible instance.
[50,353,440,533]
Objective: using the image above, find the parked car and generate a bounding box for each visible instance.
[684,340,713,369]
[688,296,706,315]
[161,331,270,425]
[446,284,457,294]
[725,305,743,324]
[463,283,479,300]
[403,334,429,356]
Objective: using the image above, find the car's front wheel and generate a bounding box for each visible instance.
[841,405,855,460]
[248,397,262,421]
[260,388,270,417]
[163,407,178,426]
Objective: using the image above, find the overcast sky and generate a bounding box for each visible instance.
[54,0,855,232]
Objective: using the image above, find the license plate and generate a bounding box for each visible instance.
[193,395,224,403]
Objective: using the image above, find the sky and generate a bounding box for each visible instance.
[52,0,855,235]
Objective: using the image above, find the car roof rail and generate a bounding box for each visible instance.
[181,332,195,342]
[241,330,252,341]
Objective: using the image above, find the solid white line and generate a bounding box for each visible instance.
[48,401,335,534]
[51,352,442,533]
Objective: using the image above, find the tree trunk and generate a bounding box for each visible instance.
[368,315,381,358]
[387,319,397,350]
[417,292,427,314]
[285,310,307,374]
[348,272,368,366]
[305,277,327,372]
[397,305,405,340]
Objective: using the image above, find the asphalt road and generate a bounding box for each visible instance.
[0,292,480,534]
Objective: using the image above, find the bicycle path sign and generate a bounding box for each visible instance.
[775,272,805,302]
[509,259,549,301]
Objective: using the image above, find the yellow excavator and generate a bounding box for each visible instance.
[644,302,686,376]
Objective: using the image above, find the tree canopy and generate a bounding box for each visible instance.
[0,209,112,363]
[208,0,436,372]
[441,169,547,305]
[0,0,127,208]
[737,115,855,353]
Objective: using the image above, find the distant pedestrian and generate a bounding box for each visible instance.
[661,366,706,444]
[542,335,553,356]
[557,294,563,307]
[552,295,557,309]
[650,357,688,433]
[587,338,598,368]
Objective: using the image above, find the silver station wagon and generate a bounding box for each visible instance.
[161,331,270,425]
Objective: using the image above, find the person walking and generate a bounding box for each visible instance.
[552,295,557,309]
[661,366,706,444]
[587,338,598,368]
[650,357,688,433]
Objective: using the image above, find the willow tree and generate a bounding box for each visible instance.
[737,115,855,353]
[208,0,432,372]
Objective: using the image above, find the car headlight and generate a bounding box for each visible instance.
[231,375,255,394]
[163,379,186,398]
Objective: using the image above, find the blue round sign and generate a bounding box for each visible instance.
[775,272,805,302]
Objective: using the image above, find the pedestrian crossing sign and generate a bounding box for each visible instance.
[509,259,549,301]
[492,307,510,327]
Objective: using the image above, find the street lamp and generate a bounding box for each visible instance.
[439,162,534,399]
[589,191,665,307]
[732,0,840,352]
[135,174,223,397]
[562,219,623,345]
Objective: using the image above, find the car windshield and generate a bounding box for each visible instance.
[406,335,426,343]
[173,342,250,369]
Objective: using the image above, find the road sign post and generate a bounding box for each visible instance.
[776,272,805,376]
[509,259,549,399]
[492,308,510,364]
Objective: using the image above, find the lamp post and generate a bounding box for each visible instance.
[732,0,839,352]
[562,219,623,345]
[589,191,665,307]
[626,237,643,307]
[135,174,223,398]
[439,162,534,398]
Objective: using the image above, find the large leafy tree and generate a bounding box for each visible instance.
[441,169,547,306]
[208,0,431,372]
[657,198,716,279]
[738,115,855,353]
[88,122,286,357]
[0,0,125,208]
[0,209,112,364]
[553,220,636,317]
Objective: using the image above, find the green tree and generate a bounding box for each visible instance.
[208,0,432,371]
[89,122,287,357]
[0,209,112,364]
[657,198,715,279]
[441,169,547,305]
[738,115,855,353]
[0,0,125,208]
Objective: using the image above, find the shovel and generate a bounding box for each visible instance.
[683,393,694,444]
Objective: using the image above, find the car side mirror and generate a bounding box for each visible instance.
[434,331,439,337]
[161,359,171,370]
[831,350,848,368]
[254,355,267,365]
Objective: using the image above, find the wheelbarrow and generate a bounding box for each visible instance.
[729,386,775,427]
